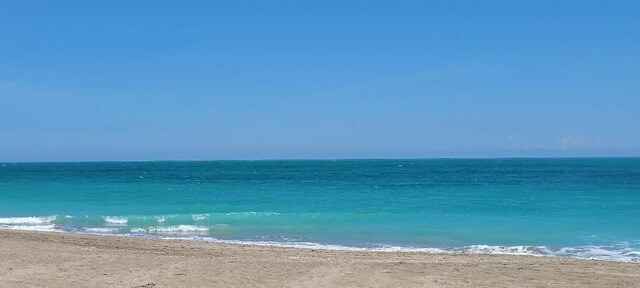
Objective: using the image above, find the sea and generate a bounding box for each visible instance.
[1,158,639,262]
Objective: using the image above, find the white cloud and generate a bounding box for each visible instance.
[559,134,602,149]
[502,135,543,150]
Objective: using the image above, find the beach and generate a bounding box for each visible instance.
[3,0,639,286]
[1,230,639,287]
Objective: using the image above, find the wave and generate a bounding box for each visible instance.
[192,214,208,221]
[148,225,209,233]
[0,216,56,225]
[1,214,639,263]
[224,212,281,217]
[152,236,640,263]
[84,227,121,233]
[460,244,640,262]
[0,224,57,232]
[104,216,128,225]
[0,216,58,232]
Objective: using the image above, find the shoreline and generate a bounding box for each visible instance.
[2,224,638,263]
[1,229,639,287]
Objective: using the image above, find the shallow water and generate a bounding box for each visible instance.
[1,158,639,262]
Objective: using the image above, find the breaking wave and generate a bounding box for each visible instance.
[1,214,639,263]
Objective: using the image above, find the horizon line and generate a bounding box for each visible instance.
[3,155,640,164]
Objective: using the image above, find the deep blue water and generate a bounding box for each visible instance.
[1,158,639,261]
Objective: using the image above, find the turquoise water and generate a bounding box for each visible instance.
[1,159,639,262]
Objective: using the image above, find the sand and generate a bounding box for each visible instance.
[0,230,638,287]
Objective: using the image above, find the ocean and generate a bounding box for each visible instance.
[1,158,639,262]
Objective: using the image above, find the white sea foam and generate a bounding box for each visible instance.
[0,216,58,232]
[192,214,208,221]
[463,245,552,256]
[1,215,639,263]
[225,212,281,217]
[104,216,128,225]
[148,225,209,233]
[0,216,56,225]
[458,244,640,262]
[198,239,450,253]
[169,239,639,262]
[84,227,120,233]
[155,216,167,223]
[0,224,57,232]
[555,246,640,262]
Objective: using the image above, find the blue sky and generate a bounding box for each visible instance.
[1,0,639,161]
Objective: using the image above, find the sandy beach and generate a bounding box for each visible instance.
[0,230,638,287]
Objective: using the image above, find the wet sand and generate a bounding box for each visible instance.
[0,229,638,287]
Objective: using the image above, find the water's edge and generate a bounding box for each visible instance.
[2,215,639,263]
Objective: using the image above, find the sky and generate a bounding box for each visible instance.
[1,0,639,161]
